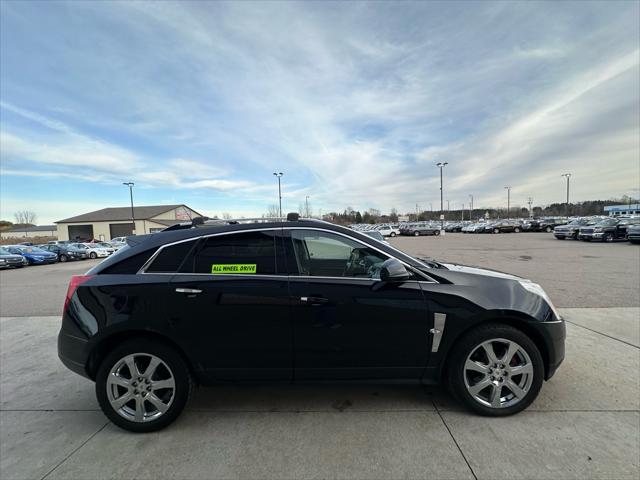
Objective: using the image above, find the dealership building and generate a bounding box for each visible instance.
[56,204,202,241]
[603,204,640,217]
[0,225,58,240]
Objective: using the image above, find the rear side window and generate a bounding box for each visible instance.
[181,231,278,274]
[146,240,197,273]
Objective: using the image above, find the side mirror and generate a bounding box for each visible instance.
[379,258,411,282]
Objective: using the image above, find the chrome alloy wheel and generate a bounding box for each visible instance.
[463,338,534,409]
[106,353,176,423]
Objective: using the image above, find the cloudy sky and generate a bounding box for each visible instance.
[1,1,638,223]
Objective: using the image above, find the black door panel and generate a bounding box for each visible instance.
[168,275,292,382]
[290,277,430,380]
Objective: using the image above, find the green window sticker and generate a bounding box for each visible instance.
[211,264,257,274]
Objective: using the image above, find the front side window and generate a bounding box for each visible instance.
[290,230,388,278]
[182,231,279,275]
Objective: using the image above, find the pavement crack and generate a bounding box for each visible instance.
[565,319,639,349]
[432,398,478,480]
[39,421,108,480]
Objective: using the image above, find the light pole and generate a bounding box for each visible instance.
[273,172,283,217]
[446,199,450,212]
[305,195,310,217]
[461,203,465,221]
[561,173,571,219]
[504,186,511,218]
[436,162,448,232]
[527,197,534,218]
[469,194,474,220]
[122,182,135,234]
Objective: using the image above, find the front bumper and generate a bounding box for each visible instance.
[535,319,566,380]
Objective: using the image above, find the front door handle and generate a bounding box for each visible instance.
[300,296,329,306]
[175,287,203,296]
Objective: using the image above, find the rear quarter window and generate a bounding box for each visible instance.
[145,240,198,273]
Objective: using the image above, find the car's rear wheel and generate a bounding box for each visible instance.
[545,226,552,233]
[493,228,500,234]
[96,339,192,432]
[414,231,420,236]
[604,234,614,242]
[514,227,520,233]
[433,230,440,236]
[390,232,396,237]
[59,254,68,262]
[447,323,543,416]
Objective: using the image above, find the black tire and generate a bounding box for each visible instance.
[96,338,193,433]
[390,232,396,237]
[59,254,68,263]
[446,323,544,416]
[433,230,440,236]
[604,234,613,243]
[545,226,552,233]
[90,252,97,259]
[514,227,520,233]
[493,228,500,234]
[414,231,420,236]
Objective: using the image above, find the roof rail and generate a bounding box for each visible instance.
[161,213,328,232]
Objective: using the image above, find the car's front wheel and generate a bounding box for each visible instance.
[433,230,440,236]
[96,339,192,432]
[414,231,420,236]
[447,323,543,416]
[390,232,396,237]
[59,254,68,262]
[89,252,97,259]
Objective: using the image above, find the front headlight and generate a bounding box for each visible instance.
[518,280,561,320]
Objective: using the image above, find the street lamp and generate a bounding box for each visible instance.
[469,194,474,220]
[305,195,310,217]
[436,162,448,232]
[561,173,571,219]
[122,182,135,234]
[504,186,511,218]
[273,172,283,217]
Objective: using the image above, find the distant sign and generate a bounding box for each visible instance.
[175,207,192,221]
[439,214,444,220]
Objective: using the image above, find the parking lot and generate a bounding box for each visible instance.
[1,233,638,479]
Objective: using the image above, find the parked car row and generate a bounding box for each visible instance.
[554,217,640,243]
[0,240,122,268]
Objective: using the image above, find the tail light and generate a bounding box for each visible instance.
[63,275,93,313]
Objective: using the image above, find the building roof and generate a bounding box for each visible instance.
[5,225,57,233]
[604,204,640,211]
[56,205,195,223]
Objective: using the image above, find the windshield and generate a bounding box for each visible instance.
[365,231,385,241]
[0,247,12,255]
[595,219,617,227]
[14,246,47,253]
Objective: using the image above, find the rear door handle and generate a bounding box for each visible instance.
[300,296,329,305]
[175,288,203,296]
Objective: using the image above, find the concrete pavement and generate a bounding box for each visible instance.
[1,308,638,480]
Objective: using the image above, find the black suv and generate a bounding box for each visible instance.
[487,220,522,234]
[58,215,565,432]
[579,218,640,242]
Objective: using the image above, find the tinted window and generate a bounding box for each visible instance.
[291,230,388,278]
[146,240,197,273]
[182,231,278,274]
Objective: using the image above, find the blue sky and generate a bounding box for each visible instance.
[1,1,638,223]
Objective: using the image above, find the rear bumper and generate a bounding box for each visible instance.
[58,330,91,379]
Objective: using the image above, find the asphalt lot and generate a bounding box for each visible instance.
[1,233,639,479]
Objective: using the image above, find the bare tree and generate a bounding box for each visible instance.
[14,210,37,225]
[222,212,232,220]
[265,204,280,218]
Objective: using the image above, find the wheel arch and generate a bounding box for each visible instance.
[86,330,199,383]
[438,315,550,383]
